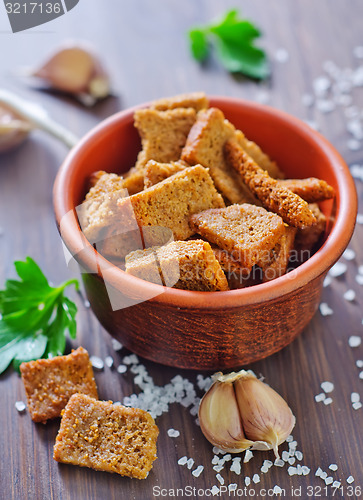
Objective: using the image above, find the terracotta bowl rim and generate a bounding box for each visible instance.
[53,95,357,309]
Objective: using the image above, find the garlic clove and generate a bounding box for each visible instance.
[198,377,254,453]
[32,43,110,104]
[0,104,32,153]
[234,372,295,458]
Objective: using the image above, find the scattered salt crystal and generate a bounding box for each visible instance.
[321,381,334,393]
[228,484,237,492]
[316,99,335,113]
[282,450,290,462]
[288,457,296,465]
[315,393,326,402]
[222,454,232,462]
[329,463,338,471]
[212,446,226,455]
[252,473,260,483]
[15,401,26,412]
[359,371,363,380]
[288,466,297,476]
[260,466,269,473]
[90,355,104,370]
[274,458,285,467]
[263,459,273,469]
[351,392,360,403]
[84,300,91,308]
[313,76,331,96]
[323,275,332,287]
[355,275,363,285]
[324,397,333,405]
[344,289,356,301]
[295,451,303,461]
[329,262,347,277]
[357,360,363,368]
[111,339,123,351]
[116,364,127,374]
[245,477,251,486]
[320,303,333,316]
[325,476,334,485]
[333,480,341,488]
[178,456,188,466]
[354,46,363,58]
[230,459,241,475]
[302,94,314,107]
[320,471,328,480]
[212,456,219,465]
[216,474,224,485]
[192,465,204,477]
[186,458,194,469]
[105,356,113,368]
[357,214,363,224]
[213,465,224,473]
[349,335,362,347]
[244,449,253,463]
[343,248,356,260]
[353,402,362,410]
[351,164,363,181]
[302,466,311,475]
[348,139,361,151]
[274,48,289,63]
[296,464,303,475]
[273,486,283,494]
[167,428,180,438]
[347,476,354,484]
[211,485,219,495]
[286,435,293,442]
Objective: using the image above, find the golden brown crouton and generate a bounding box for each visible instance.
[117,165,225,241]
[181,108,257,204]
[189,204,286,272]
[126,240,229,291]
[260,226,297,282]
[86,172,125,201]
[150,92,209,111]
[294,203,327,261]
[134,107,196,170]
[143,160,188,189]
[234,130,284,179]
[121,167,145,195]
[53,394,159,479]
[277,178,335,203]
[20,347,98,423]
[225,139,317,228]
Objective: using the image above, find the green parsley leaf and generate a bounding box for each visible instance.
[0,257,79,374]
[188,8,269,80]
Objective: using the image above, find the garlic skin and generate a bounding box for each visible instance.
[198,370,295,458]
[0,104,32,153]
[32,43,110,105]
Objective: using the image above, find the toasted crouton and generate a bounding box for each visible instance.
[150,92,209,111]
[294,203,327,261]
[53,394,159,479]
[224,139,317,228]
[125,240,229,291]
[189,204,286,272]
[234,130,284,179]
[134,108,196,170]
[277,178,335,203]
[118,165,224,241]
[260,226,297,282]
[181,108,257,204]
[143,160,188,188]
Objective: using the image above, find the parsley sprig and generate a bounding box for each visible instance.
[188,9,269,80]
[0,257,79,374]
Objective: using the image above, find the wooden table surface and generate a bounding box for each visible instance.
[1,1,363,499]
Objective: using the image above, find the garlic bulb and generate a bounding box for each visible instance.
[32,43,110,106]
[198,370,295,458]
[0,104,32,153]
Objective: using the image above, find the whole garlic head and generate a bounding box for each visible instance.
[198,370,296,458]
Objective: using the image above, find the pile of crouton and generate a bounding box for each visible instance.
[78,92,335,291]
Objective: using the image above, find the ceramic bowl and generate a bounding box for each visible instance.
[53,97,357,370]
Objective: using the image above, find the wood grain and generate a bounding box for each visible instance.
[1,0,363,499]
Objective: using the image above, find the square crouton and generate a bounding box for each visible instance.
[125,240,229,291]
[150,91,209,111]
[181,108,256,204]
[189,204,286,272]
[143,160,188,189]
[117,165,225,241]
[277,178,335,203]
[20,347,98,423]
[134,107,197,170]
[224,139,317,228]
[53,394,159,479]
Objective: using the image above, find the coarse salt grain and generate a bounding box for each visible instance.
[288,457,295,465]
[274,48,289,63]
[252,473,260,483]
[15,401,26,412]
[178,456,188,466]
[351,164,363,181]
[216,474,224,485]
[212,446,226,455]
[321,381,334,393]
[230,459,241,475]
[325,477,334,485]
[315,393,326,402]
[105,356,113,368]
[357,360,363,368]
[116,364,127,374]
[349,336,362,347]
[286,435,293,442]
[302,466,311,475]
[186,458,194,469]
[273,486,283,494]
[316,99,335,113]
[295,451,303,461]
[347,476,354,484]
[192,465,204,477]
[320,303,333,316]
[288,466,297,476]
[344,289,356,301]
[213,465,224,473]
[167,428,180,438]
[352,402,362,409]
[228,484,237,492]
[324,397,333,405]
[351,392,360,403]
[245,477,251,486]
[84,300,91,308]
[357,214,363,224]
[211,485,219,495]
[343,248,356,260]
[244,450,253,463]
[329,463,338,471]
[211,456,219,465]
[359,372,363,380]
[315,467,323,477]
[323,275,332,287]
[274,458,285,467]
[313,76,331,96]
[355,275,363,285]
[358,266,363,275]
[111,339,123,351]
[333,481,341,488]
[90,355,104,370]
[282,450,290,462]
[329,262,347,277]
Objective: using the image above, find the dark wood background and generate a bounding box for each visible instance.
[1,1,362,499]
